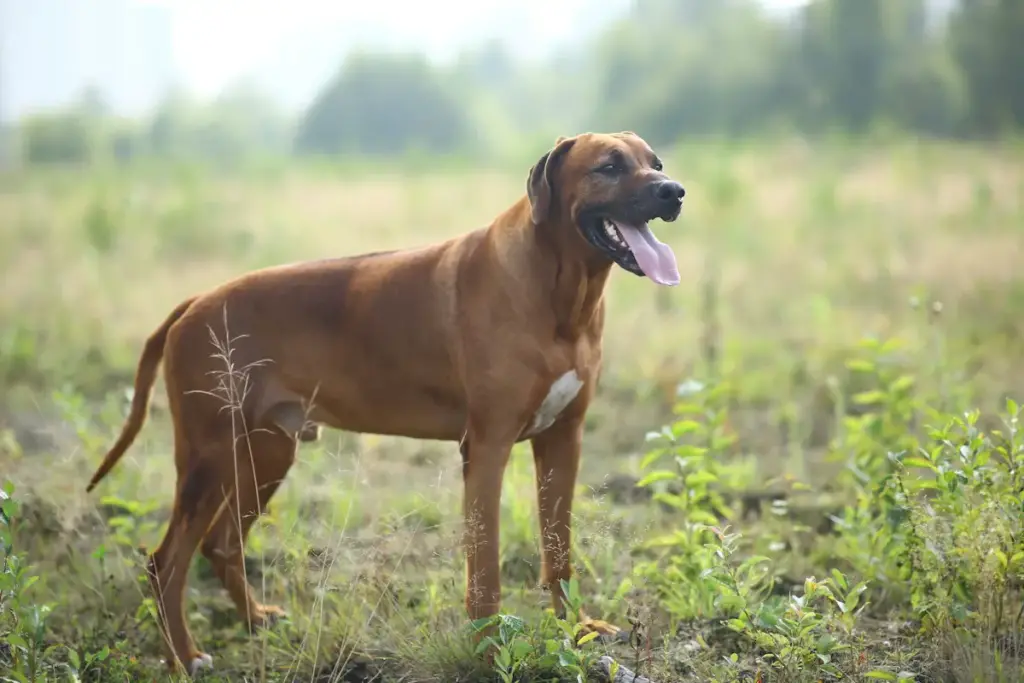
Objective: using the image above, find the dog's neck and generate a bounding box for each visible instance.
[548,257,612,342]
[490,197,612,342]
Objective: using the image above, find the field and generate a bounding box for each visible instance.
[3,138,1024,682]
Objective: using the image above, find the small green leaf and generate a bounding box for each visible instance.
[853,390,886,406]
[671,420,702,438]
[470,616,494,632]
[613,577,634,600]
[639,447,668,470]
[511,639,532,660]
[689,509,719,525]
[890,375,915,393]
[685,471,719,487]
[636,469,679,487]
[726,618,747,632]
[845,359,875,373]
[673,444,709,460]
[902,456,935,471]
[995,550,1009,569]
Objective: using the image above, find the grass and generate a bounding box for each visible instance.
[2,137,1024,682]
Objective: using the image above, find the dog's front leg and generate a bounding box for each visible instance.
[531,416,622,639]
[461,427,515,624]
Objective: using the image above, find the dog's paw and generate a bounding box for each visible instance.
[188,653,214,679]
[250,603,288,630]
[579,617,628,644]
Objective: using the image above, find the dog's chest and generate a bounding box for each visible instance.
[523,370,584,438]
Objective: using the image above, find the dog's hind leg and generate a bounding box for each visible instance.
[147,438,235,678]
[200,428,297,630]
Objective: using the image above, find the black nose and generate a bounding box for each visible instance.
[654,180,685,203]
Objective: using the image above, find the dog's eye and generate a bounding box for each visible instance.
[596,162,622,175]
[652,158,663,172]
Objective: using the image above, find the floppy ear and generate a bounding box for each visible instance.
[526,137,577,225]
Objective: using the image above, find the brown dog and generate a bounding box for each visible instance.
[85,131,685,677]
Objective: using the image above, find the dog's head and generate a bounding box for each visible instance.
[526,131,684,286]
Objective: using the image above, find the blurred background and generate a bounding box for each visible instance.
[0,0,1017,168]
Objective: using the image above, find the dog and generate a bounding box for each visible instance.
[85,131,685,677]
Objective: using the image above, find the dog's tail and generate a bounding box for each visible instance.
[85,295,198,493]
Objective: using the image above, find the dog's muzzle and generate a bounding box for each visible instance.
[578,181,685,286]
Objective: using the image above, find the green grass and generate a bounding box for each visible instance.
[3,138,1024,682]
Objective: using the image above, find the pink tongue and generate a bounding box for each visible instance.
[614,221,680,286]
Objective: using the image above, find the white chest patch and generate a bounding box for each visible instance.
[524,370,584,438]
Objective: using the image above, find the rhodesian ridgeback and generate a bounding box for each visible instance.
[85,131,685,677]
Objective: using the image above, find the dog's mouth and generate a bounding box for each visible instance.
[580,215,680,286]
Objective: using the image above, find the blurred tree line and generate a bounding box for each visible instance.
[16,82,291,166]
[10,0,1024,166]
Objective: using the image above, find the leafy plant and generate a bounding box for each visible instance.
[633,378,748,625]
[1,481,61,683]
[470,577,606,683]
